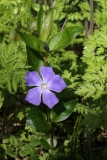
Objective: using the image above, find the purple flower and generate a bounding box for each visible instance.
[25,66,67,108]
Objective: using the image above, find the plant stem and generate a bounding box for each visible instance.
[73,115,81,158]
[85,0,94,37]
[47,110,54,151]
[50,127,54,151]
[70,115,81,159]
[61,17,68,30]
[89,0,94,35]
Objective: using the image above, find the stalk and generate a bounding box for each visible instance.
[70,115,81,159]
[47,110,54,151]
[73,115,81,159]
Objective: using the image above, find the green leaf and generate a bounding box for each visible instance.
[37,7,53,41]
[29,136,40,147]
[10,135,19,146]
[47,26,85,51]
[12,74,17,92]
[17,31,45,52]
[30,155,39,160]
[19,144,34,157]
[51,100,77,122]
[6,42,14,56]
[38,8,53,41]
[0,91,4,108]
[26,46,45,71]
[37,6,45,37]
[7,80,12,93]
[3,138,9,144]
[6,147,17,158]
[19,150,29,157]
[26,107,51,133]
[40,138,51,150]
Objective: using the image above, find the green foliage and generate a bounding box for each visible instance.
[0,0,40,42]
[73,103,89,114]
[0,91,4,108]
[1,127,41,159]
[47,26,85,51]
[1,0,107,160]
[75,30,107,99]
[94,0,107,26]
[26,107,51,133]
[48,50,79,89]
[17,31,45,52]
[79,97,107,130]
[39,149,65,160]
[0,42,28,93]
[51,100,77,122]
[26,46,45,72]
[37,7,53,41]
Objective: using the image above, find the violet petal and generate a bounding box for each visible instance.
[47,75,67,92]
[40,66,55,83]
[25,87,42,105]
[42,89,59,108]
[26,71,42,86]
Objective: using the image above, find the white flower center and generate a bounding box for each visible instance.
[41,83,47,89]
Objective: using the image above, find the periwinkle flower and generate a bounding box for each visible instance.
[25,66,67,108]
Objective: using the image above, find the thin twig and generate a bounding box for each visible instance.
[84,0,94,37]
[85,20,89,38]
[61,18,68,30]
[89,0,94,35]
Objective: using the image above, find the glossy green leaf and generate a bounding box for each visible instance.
[40,10,53,41]
[47,26,85,51]
[51,100,77,122]
[37,6,45,36]
[26,107,51,133]
[26,46,45,71]
[17,31,45,52]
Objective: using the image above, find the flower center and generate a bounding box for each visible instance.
[41,83,47,89]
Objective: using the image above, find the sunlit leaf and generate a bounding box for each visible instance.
[17,31,45,52]
[47,26,85,51]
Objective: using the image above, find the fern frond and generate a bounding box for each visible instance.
[0,42,29,93]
